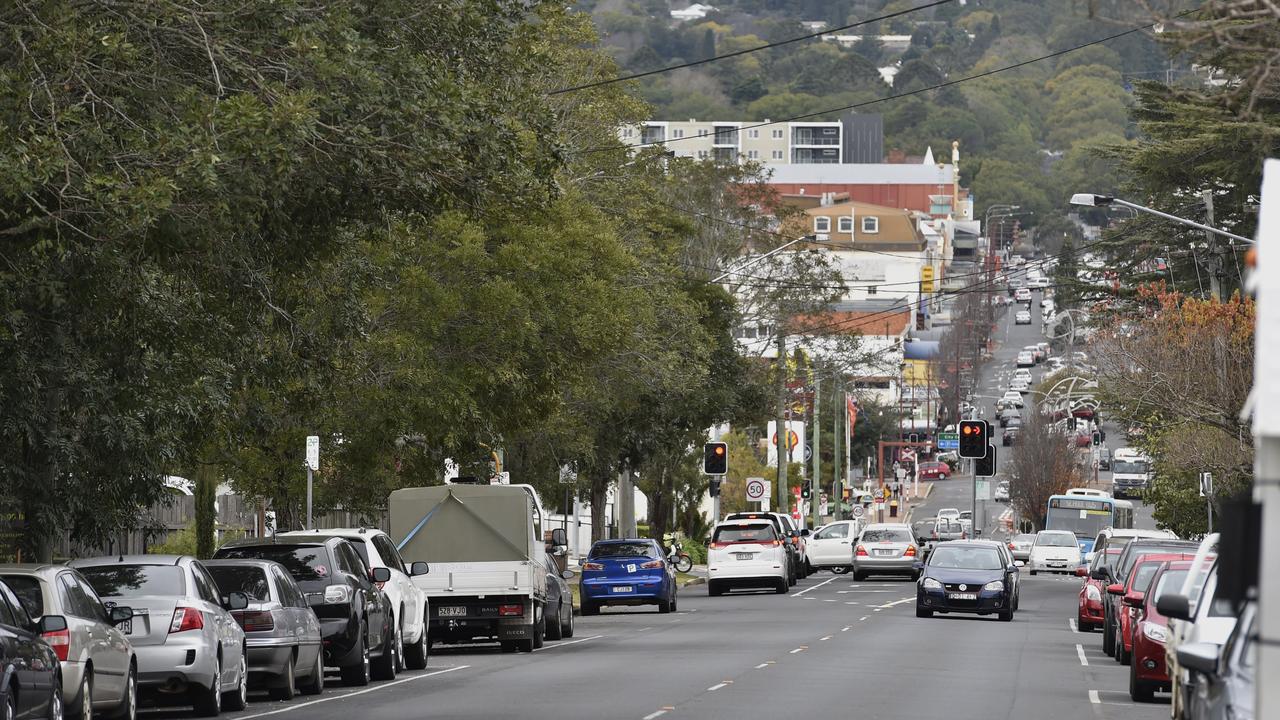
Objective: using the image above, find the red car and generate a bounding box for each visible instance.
[1129,561,1193,702]
[917,461,951,480]
[1110,553,1195,665]
[1076,547,1121,631]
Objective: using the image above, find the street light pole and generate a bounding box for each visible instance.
[1069,193,1253,245]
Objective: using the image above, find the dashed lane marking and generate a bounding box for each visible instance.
[819,636,831,641]
[533,635,603,652]
[1069,618,1079,633]
[794,577,837,596]
[859,616,869,621]
[754,663,770,669]
[1077,644,1089,666]
[841,626,851,632]
[1089,690,1101,704]
[707,681,733,692]
[789,646,807,654]
[642,710,668,720]
[234,665,470,720]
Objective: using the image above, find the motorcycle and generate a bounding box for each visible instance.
[664,535,694,573]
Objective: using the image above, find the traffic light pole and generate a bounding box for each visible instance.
[811,376,821,528]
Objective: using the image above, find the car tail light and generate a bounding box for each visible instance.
[769,539,782,547]
[498,603,523,617]
[855,545,868,557]
[42,627,70,661]
[904,545,917,557]
[640,560,664,569]
[582,562,604,571]
[233,610,275,632]
[169,607,204,634]
[1008,543,1016,551]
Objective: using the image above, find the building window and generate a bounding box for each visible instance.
[673,128,684,139]
[772,150,784,160]
[748,129,759,138]
[814,216,831,233]
[697,150,708,159]
[748,150,759,159]
[862,217,879,234]
[698,129,708,137]
[838,217,853,233]
[867,285,878,295]
[622,128,634,138]
[772,129,784,139]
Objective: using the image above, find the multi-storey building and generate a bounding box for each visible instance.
[620,114,884,164]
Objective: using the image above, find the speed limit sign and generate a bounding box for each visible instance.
[851,505,865,519]
[746,477,770,502]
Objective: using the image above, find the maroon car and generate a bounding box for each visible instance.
[917,461,951,480]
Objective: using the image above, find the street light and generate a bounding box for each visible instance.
[1069,193,1253,244]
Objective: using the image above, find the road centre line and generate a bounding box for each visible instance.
[1076,644,1089,666]
[1069,618,1079,633]
[1089,690,1101,704]
[707,681,732,691]
[841,626,851,632]
[789,646,807,654]
[859,616,868,621]
[533,635,603,652]
[794,577,837,596]
[754,663,770,669]
[642,711,668,720]
[234,665,470,720]
[819,636,831,641]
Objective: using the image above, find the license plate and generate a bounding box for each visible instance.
[612,586,633,593]
[120,619,132,635]
[438,606,465,617]
[875,549,897,557]
[948,592,978,600]
[734,552,754,560]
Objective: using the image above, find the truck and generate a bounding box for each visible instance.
[1110,448,1152,498]
[389,483,566,653]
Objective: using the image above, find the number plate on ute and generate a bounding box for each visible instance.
[948,592,977,601]
[734,552,754,560]
[612,586,633,593]
[438,606,465,617]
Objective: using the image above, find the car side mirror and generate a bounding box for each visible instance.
[1177,642,1219,676]
[550,528,568,547]
[1007,564,1018,574]
[409,561,430,576]
[38,615,68,634]
[1084,552,1096,564]
[1090,567,1107,581]
[800,529,811,537]
[1075,567,1089,578]
[912,561,924,571]
[561,570,574,581]
[109,606,134,625]
[224,591,249,611]
[370,566,392,584]
[1123,592,1145,608]
[1156,593,1193,621]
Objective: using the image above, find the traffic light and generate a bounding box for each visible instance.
[975,444,996,477]
[1092,431,1101,446]
[708,478,722,497]
[801,482,812,500]
[958,420,988,458]
[908,433,920,444]
[703,442,728,475]
[1067,417,1077,431]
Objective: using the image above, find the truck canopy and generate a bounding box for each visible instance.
[389,485,539,564]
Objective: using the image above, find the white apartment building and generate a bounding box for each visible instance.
[621,120,845,164]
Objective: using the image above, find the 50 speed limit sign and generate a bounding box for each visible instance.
[746,477,770,502]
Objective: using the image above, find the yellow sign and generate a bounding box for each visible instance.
[921,266,935,293]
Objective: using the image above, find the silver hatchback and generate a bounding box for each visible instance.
[0,565,138,720]
[852,524,920,580]
[205,559,324,700]
[71,555,249,716]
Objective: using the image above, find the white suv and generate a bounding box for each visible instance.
[281,528,431,669]
[707,520,789,596]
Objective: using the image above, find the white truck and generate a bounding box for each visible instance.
[389,483,566,653]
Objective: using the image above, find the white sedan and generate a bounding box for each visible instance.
[1015,310,1032,325]
[806,521,862,572]
[1015,351,1035,368]
[1027,530,1082,575]
[1000,390,1025,408]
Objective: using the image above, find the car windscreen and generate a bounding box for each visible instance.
[860,528,913,543]
[1013,534,1035,544]
[1130,561,1165,592]
[206,565,272,602]
[78,565,185,598]
[928,545,1003,570]
[1120,544,1197,579]
[1036,533,1077,547]
[590,542,656,559]
[216,545,331,581]
[1152,570,1189,603]
[1112,460,1148,474]
[936,522,963,534]
[713,524,776,544]
[0,576,43,617]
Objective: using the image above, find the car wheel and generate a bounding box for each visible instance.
[1029,570,1037,576]
[112,664,136,720]
[48,674,64,720]
[582,599,600,615]
[775,578,789,594]
[853,570,867,582]
[999,610,1013,622]
[393,616,405,674]
[916,606,933,618]
[545,602,565,640]
[1102,615,1115,656]
[1119,638,1131,666]
[831,566,850,575]
[298,650,324,696]
[72,670,91,720]
[499,641,518,653]
[5,685,15,720]
[707,582,722,597]
[403,611,429,670]
[562,603,575,638]
[190,657,221,717]
[371,619,398,680]
[657,598,672,614]
[532,615,545,649]
[340,629,371,687]
[670,591,677,613]
[268,652,296,701]
[1130,656,1154,702]
[223,655,248,711]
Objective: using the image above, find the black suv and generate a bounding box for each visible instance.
[215,536,395,686]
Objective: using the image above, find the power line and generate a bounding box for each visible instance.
[550,0,954,95]
[592,8,1197,155]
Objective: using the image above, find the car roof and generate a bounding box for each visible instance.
[592,538,656,545]
[280,528,385,540]
[220,536,341,549]
[203,558,286,570]
[0,564,68,578]
[69,554,188,566]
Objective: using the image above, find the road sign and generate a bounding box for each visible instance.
[305,436,320,471]
[900,448,917,463]
[804,444,813,462]
[558,465,577,484]
[921,265,935,293]
[851,505,865,519]
[746,477,770,502]
[1199,472,1214,498]
[937,432,959,451]
[975,478,991,501]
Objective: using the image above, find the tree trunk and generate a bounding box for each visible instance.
[590,475,608,542]
[194,464,217,559]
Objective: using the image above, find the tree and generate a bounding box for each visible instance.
[1008,413,1084,530]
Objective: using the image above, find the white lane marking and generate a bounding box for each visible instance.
[533,634,603,652]
[1089,690,1101,704]
[844,602,859,605]
[1069,618,1079,633]
[707,681,732,692]
[234,666,470,719]
[841,626,851,632]
[643,711,668,720]
[794,577,837,596]
[859,616,869,621]
[820,636,831,641]
[823,599,836,603]
[1077,644,1089,666]
[754,662,770,669]
[837,590,893,593]
[873,608,882,612]
[789,646,806,654]
[876,597,914,609]
[637,627,653,632]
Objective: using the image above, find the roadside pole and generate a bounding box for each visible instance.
[776,327,789,514]
[970,460,977,536]
[833,386,843,520]
[812,375,822,528]
[305,435,319,529]
[1253,159,1279,720]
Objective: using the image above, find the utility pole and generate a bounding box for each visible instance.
[833,383,842,520]
[776,325,789,514]
[1204,190,1222,301]
[812,375,821,527]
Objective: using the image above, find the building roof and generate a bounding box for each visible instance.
[796,302,912,337]
[768,163,955,186]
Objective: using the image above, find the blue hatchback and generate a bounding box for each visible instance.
[580,539,677,615]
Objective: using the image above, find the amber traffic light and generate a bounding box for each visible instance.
[703,442,728,475]
[959,420,989,459]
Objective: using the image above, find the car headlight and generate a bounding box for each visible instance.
[1086,585,1101,601]
[1142,623,1168,643]
[983,580,1004,592]
[922,577,943,590]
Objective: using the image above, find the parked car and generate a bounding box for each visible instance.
[1076,547,1122,632]
[540,554,576,638]
[1097,446,1112,471]
[1161,555,1237,720]
[71,555,249,716]
[1128,561,1192,702]
[706,521,788,595]
[1024,345,1045,363]
[1112,554,1196,665]
[1178,599,1255,718]
[279,528,430,670]
[0,577,69,720]
[1001,391,1026,408]
[916,461,951,481]
[0,564,138,720]
[1008,534,1036,563]
[806,521,861,573]
[914,541,1017,621]
[1027,531,1081,575]
[852,524,920,581]
[214,537,395,686]
[1036,342,1052,358]
[1097,538,1200,660]
[203,559,325,699]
